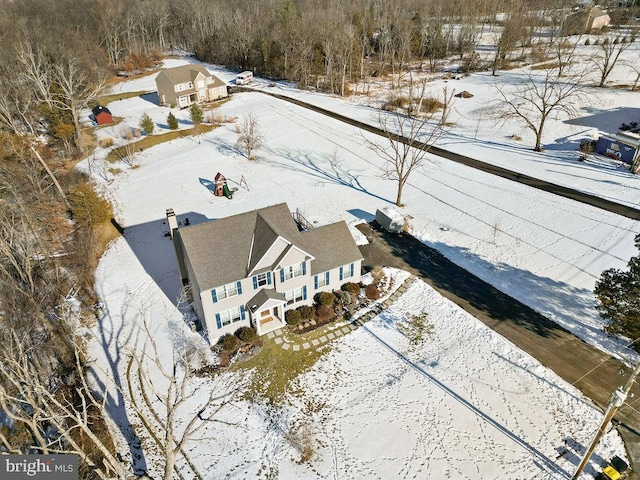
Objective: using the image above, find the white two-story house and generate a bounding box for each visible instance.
[167,203,363,343]
[155,64,227,108]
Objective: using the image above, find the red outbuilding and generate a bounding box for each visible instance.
[90,105,113,126]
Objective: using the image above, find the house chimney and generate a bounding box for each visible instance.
[166,208,179,238]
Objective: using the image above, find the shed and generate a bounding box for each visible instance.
[91,105,113,126]
[595,131,640,166]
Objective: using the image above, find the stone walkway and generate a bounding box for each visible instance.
[265,275,418,350]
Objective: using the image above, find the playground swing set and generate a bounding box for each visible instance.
[212,172,249,200]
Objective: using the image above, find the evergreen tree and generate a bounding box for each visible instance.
[189,104,203,125]
[139,112,154,135]
[594,234,640,349]
[167,112,178,130]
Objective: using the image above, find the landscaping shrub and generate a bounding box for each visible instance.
[218,351,230,367]
[139,112,154,135]
[419,97,444,114]
[382,96,409,112]
[341,282,360,296]
[286,309,301,326]
[365,284,381,300]
[316,291,336,306]
[297,305,315,320]
[167,112,179,130]
[220,334,238,353]
[235,326,257,343]
[315,304,336,323]
[190,104,204,125]
[99,137,114,148]
[68,182,113,226]
[580,139,596,153]
[334,290,352,306]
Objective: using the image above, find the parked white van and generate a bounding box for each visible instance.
[236,71,253,85]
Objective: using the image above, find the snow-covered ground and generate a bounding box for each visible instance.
[83,47,640,478]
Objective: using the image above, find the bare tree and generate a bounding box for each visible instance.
[493,66,588,151]
[547,30,582,77]
[236,113,264,160]
[370,78,445,207]
[440,86,456,126]
[491,16,528,75]
[51,54,108,152]
[15,39,55,111]
[593,36,633,87]
[127,319,240,480]
[630,61,640,92]
[0,330,128,479]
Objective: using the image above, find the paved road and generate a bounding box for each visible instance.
[357,222,640,479]
[233,86,640,221]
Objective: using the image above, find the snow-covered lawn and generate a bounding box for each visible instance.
[83,51,640,478]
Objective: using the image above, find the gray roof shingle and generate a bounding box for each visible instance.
[175,203,362,291]
[157,64,226,88]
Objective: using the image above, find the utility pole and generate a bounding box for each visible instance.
[572,361,640,479]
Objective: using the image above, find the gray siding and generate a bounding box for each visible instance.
[156,72,179,106]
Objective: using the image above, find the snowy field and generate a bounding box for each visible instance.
[83,49,640,478]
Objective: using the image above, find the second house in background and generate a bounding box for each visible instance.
[155,63,228,108]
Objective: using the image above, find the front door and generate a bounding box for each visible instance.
[259,308,273,326]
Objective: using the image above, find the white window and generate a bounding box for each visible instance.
[199,90,206,99]
[315,272,329,289]
[256,272,270,287]
[282,262,305,281]
[197,80,205,88]
[339,263,355,281]
[285,286,306,306]
[176,84,183,92]
[219,306,242,326]
[213,281,241,302]
[187,81,193,89]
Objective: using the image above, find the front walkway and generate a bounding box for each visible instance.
[265,274,418,351]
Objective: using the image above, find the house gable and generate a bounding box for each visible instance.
[175,203,303,292]
[248,235,291,276]
[274,244,314,270]
[247,213,288,273]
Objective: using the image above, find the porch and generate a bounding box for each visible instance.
[254,307,286,336]
[247,288,287,337]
